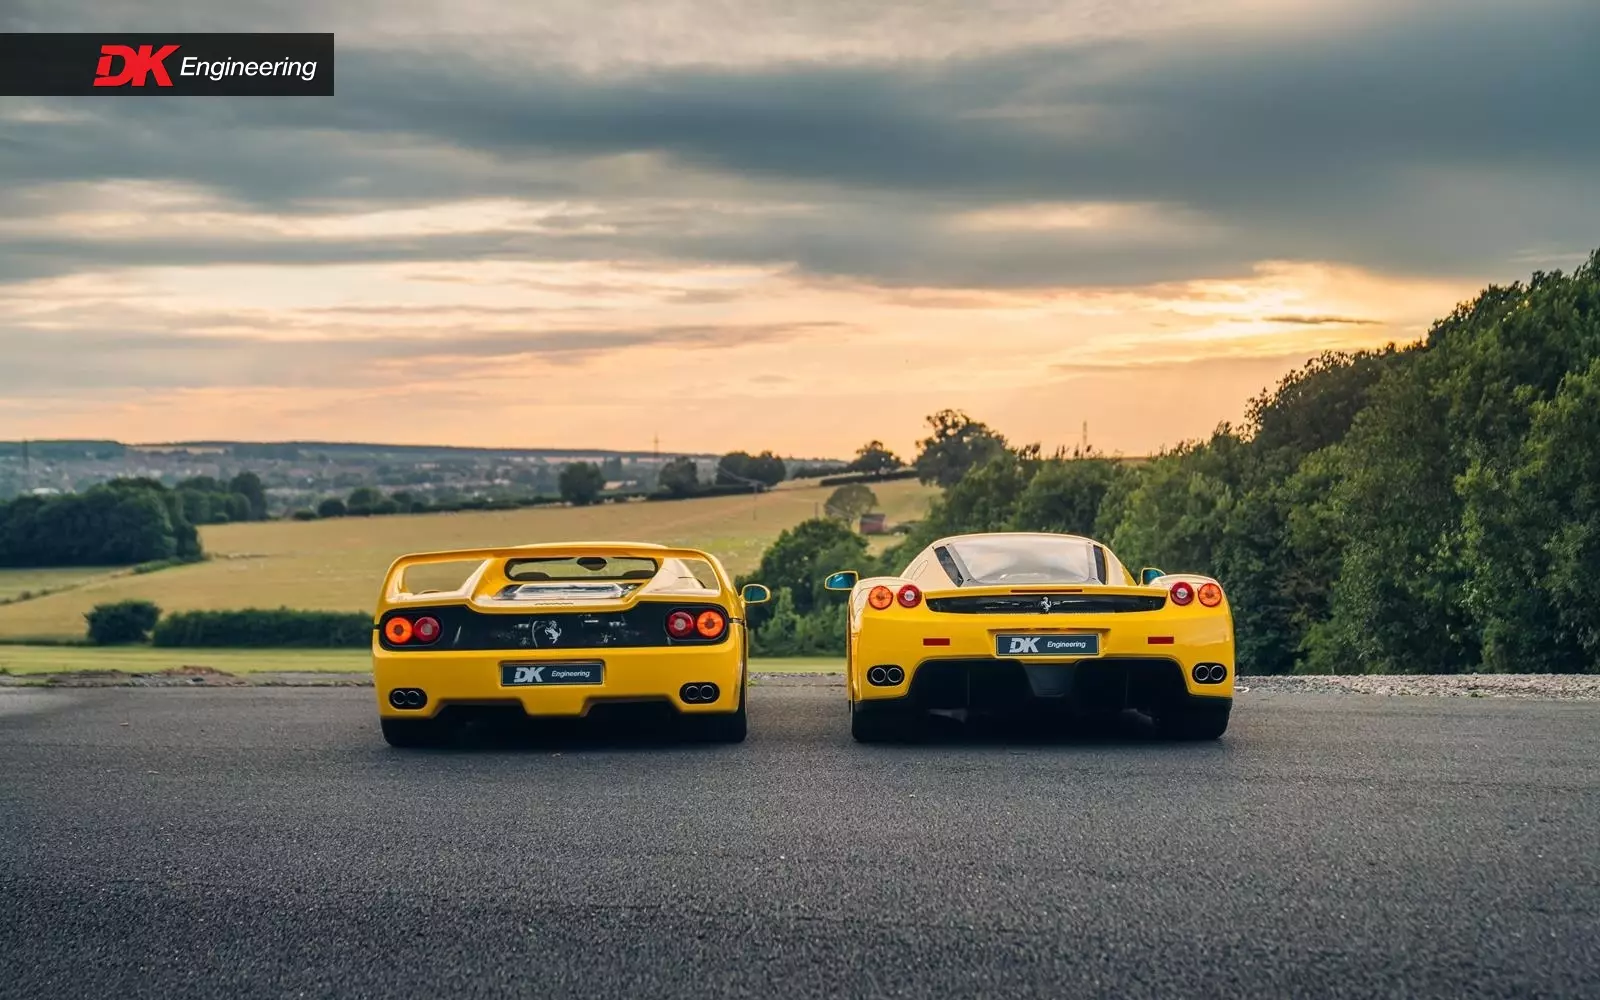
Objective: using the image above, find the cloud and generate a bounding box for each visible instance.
[0,0,1595,290]
[1262,315,1379,326]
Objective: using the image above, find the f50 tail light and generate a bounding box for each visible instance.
[666,610,696,638]
[384,617,414,643]
[1169,581,1194,606]
[896,584,922,608]
[413,616,441,643]
[1197,582,1223,607]
[867,586,895,610]
[695,609,727,639]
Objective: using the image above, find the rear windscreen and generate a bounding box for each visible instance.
[504,556,660,582]
[942,536,1101,586]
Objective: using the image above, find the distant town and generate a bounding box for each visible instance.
[0,440,846,515]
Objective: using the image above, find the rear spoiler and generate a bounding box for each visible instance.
[378,544,726,605]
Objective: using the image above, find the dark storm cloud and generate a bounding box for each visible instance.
[1,0,1596,286]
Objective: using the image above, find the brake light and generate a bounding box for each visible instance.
[1197,582,1223,607]
[666,610,696,638]
[867,586,894,610]
[696,609,727,639]
[1169,582,1194,606]
[384,617,413,644]
[413,616,441,643]
[896,584,922,608]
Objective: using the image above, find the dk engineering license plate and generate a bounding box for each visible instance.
[994,634,1100,657]
[500,661,604,685]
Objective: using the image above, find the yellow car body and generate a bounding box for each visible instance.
[827,532,1235,742]
[371,541,768,747]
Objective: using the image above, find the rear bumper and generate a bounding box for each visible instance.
[858,656,1227,717]
[851,612,1234,703]
[372,641,744,719]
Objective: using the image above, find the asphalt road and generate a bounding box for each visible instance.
[2,684,1597,1000]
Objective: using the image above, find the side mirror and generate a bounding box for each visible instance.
[823,570,859,591]
[1140,567,1166,585]
[740,583,771,605]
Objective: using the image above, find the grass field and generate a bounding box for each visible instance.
[0,567,123,604]
[0,646,843,676]
[0,479,934,641]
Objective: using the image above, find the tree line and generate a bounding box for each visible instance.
[746,250,1600,674]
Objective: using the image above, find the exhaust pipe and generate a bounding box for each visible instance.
[389,688,427,709]
[680,683,720,703]
[868,666,888,685]
[886,666,904,684]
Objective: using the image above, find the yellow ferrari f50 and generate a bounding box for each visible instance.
[372,542,769,747]
[826,532,1234,742]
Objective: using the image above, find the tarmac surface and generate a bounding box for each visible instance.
[2,683,1596,999]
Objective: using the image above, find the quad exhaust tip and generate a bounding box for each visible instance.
[1191,663,1228,685]
[388,688,428,710]
[680,682,720,704]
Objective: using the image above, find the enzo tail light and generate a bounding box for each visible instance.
[1169,582,1194,606]
[695,609,727,639]
[666,610,696,639]
[413,616,441,643]
[896,584,922,608]
[384,617,414,644]
[867,586,894,610]
[1197,582,1223,607]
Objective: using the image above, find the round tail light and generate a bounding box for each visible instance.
[695,609,727,639]
[413,616,441,643]
[384,617,414,644]
[1197,582,1223,607]
[666,610,696,638]
[867,586,894,610]
[896,584,922,608]
[1169,582,1194,606]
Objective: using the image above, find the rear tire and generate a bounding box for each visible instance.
[381,717,442,748]
[1157,701,1230,741]
[691,689,748,743]
[850,700,910,743]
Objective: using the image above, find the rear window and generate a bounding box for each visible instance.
[504,556,659,582]
[940,536,1102,586]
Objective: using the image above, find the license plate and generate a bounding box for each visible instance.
[500,661,604,686]
[995,634,1100,657]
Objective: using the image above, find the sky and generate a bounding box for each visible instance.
[1,0,1597,459]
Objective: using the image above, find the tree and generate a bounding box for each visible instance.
[846,440,902,476]
[317,498,347,518]
[85,599,161,645]
[1009,455,1129,537]
[716,451,786,487]
[747,518,867,618]
[559,462,606,506]
[346,486,383,514]
[228,471,268,520]
[913,409,1008,488]
[658,457,700,497]
[824,483,878,524]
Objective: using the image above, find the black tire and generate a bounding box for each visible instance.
[691,688,748,743]
[381,717,442,748]
[850,700,909,743]
[1157,701,1231,741]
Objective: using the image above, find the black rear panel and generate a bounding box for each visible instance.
[378,602,730,652]
[925,594,1166,614]
[909,657,1187,713]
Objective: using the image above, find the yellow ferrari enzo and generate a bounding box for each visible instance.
[371,542,769,747]
[825,532,1234,742]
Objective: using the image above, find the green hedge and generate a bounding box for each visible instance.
[151,608,372,648]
